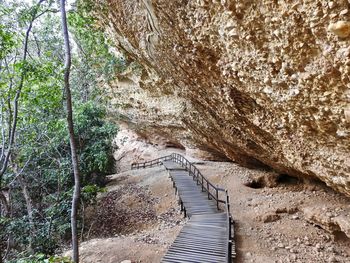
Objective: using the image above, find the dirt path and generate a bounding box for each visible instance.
[67,128,350,263]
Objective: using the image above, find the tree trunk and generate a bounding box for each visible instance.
[60,0,81,262]
[0,191,9,217]
[17,174,35,252]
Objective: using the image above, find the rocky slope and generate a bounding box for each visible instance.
[96,0,349,196]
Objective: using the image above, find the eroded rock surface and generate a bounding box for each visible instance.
[97,1,350,195]
[303,205,350,239]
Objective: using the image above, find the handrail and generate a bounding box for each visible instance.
[131,153,234,263]
[170,153,225,208]
[131,155,172,170]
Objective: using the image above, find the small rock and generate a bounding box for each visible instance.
[344,106,350,123]
[328,256,337,262]
[326,212,334,218]
[120,260,132,263]
[315,243,323,250]
[330,13,338,19]
[328,2,335,9]
[328,21,350,38]
[340,9,349,16]
[290,248,297,253]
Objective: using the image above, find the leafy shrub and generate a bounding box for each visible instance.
[8,254,73,263]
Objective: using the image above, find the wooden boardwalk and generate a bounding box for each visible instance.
[131,154,234,263]
[161,161,232,263]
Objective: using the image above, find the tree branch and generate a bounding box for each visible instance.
[0,100,6,163]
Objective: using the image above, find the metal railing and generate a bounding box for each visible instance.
[131,155,172,169]
[131,153,234,263]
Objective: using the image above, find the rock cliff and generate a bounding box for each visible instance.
[96,0,350,196]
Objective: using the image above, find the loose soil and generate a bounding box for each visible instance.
[65,128,350,263]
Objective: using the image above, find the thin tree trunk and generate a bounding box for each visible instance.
[0,188,9,260]
[60,0,81,262]
[0,191,8,217]
[17,174,36,251]
[0,2,44,262]
[0,0,45,178]
[18,177,34,226]
[1,186,13,263]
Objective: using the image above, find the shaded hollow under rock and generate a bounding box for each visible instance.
[244,173,301,189]
[244,178,265,189]
[276,174,300,185]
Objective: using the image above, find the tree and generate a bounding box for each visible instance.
[0,0,45,201]
[0,1,121,260]
[60,0,81,262]
[0,1,46,261]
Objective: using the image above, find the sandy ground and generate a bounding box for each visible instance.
[66,127,350,263]
[197,161,350,263]
[65,167,186,263]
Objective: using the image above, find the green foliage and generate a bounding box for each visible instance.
[8,253,73,263]
[75,102,118,178]
[1,0,124,261]
[68,2,126,99]
[0,25,16,59]
[81,184,106,206]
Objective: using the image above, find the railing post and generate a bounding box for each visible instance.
[201,176,204,191]
[228,240,232,263]
[207,181,210,199]
[216,188,219,210]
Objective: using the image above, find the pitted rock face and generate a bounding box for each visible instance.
[99,0,350,196]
